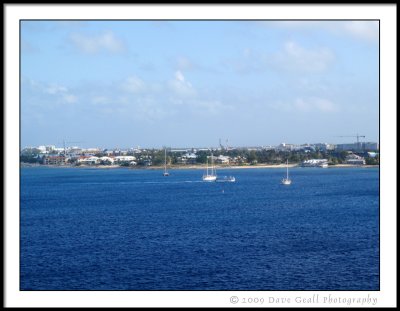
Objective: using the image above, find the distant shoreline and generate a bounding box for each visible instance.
[135,164,379,170]
[20,163,379,170]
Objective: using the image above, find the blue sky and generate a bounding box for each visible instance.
[21,20,379,149]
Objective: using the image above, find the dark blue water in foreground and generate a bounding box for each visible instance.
[20,167,379,290]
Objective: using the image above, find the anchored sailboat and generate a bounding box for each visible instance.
[163,147,169,176]
[281,160,291,185]
[202,152,217,182]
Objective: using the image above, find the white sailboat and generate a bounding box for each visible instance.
[281,159,291,185]
[163,147,169,176]
[202,152,217,182]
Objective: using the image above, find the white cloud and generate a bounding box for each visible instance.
[22,71,228,124]
[274,41,335,72]
[169,71,197,97]
[45,83,77,104]
[45,84,68,95]
[70,31,125,54]
[23,79,78,105]
[175,70,185,82]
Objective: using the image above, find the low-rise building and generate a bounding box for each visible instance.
[230,156,247,164]
[276,143,295,151]
[345,154,365,165]
[43,155,68,165]
[82,148,101,156]
[178,153,197,164]
[346,158,366,165]
[114,156,136,163]
[301,159,328,167]
[99,156,115,164]
[78,156,100,165]
[215,155,230,164]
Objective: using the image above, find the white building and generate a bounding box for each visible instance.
[78,156,100,165]
[215,155,230,164]
[54,147,65,153]
[114,156,136,163]
[314,143,335,151]
[99,156,115,164]
[37,146,48,154]
[345,154,365,165]
[301,159,328,167]
[82,148,100,156]
[178,152,197,164]
[276,143,295,151]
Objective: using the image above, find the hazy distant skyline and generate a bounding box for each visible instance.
[21,20,379,149]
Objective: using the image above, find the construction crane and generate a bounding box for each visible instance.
[337,134,365,150]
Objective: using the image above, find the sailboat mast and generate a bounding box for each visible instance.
[211,153,213,175]
[164,148,167,173]
[211,152,214,175]
[286,160,289,179]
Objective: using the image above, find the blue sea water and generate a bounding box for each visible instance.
[20,167,379,290]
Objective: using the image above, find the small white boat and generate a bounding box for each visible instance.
[282,160,292,185]
[163,147,169,176]
[216,176,236,183]
[202,152,217,182]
